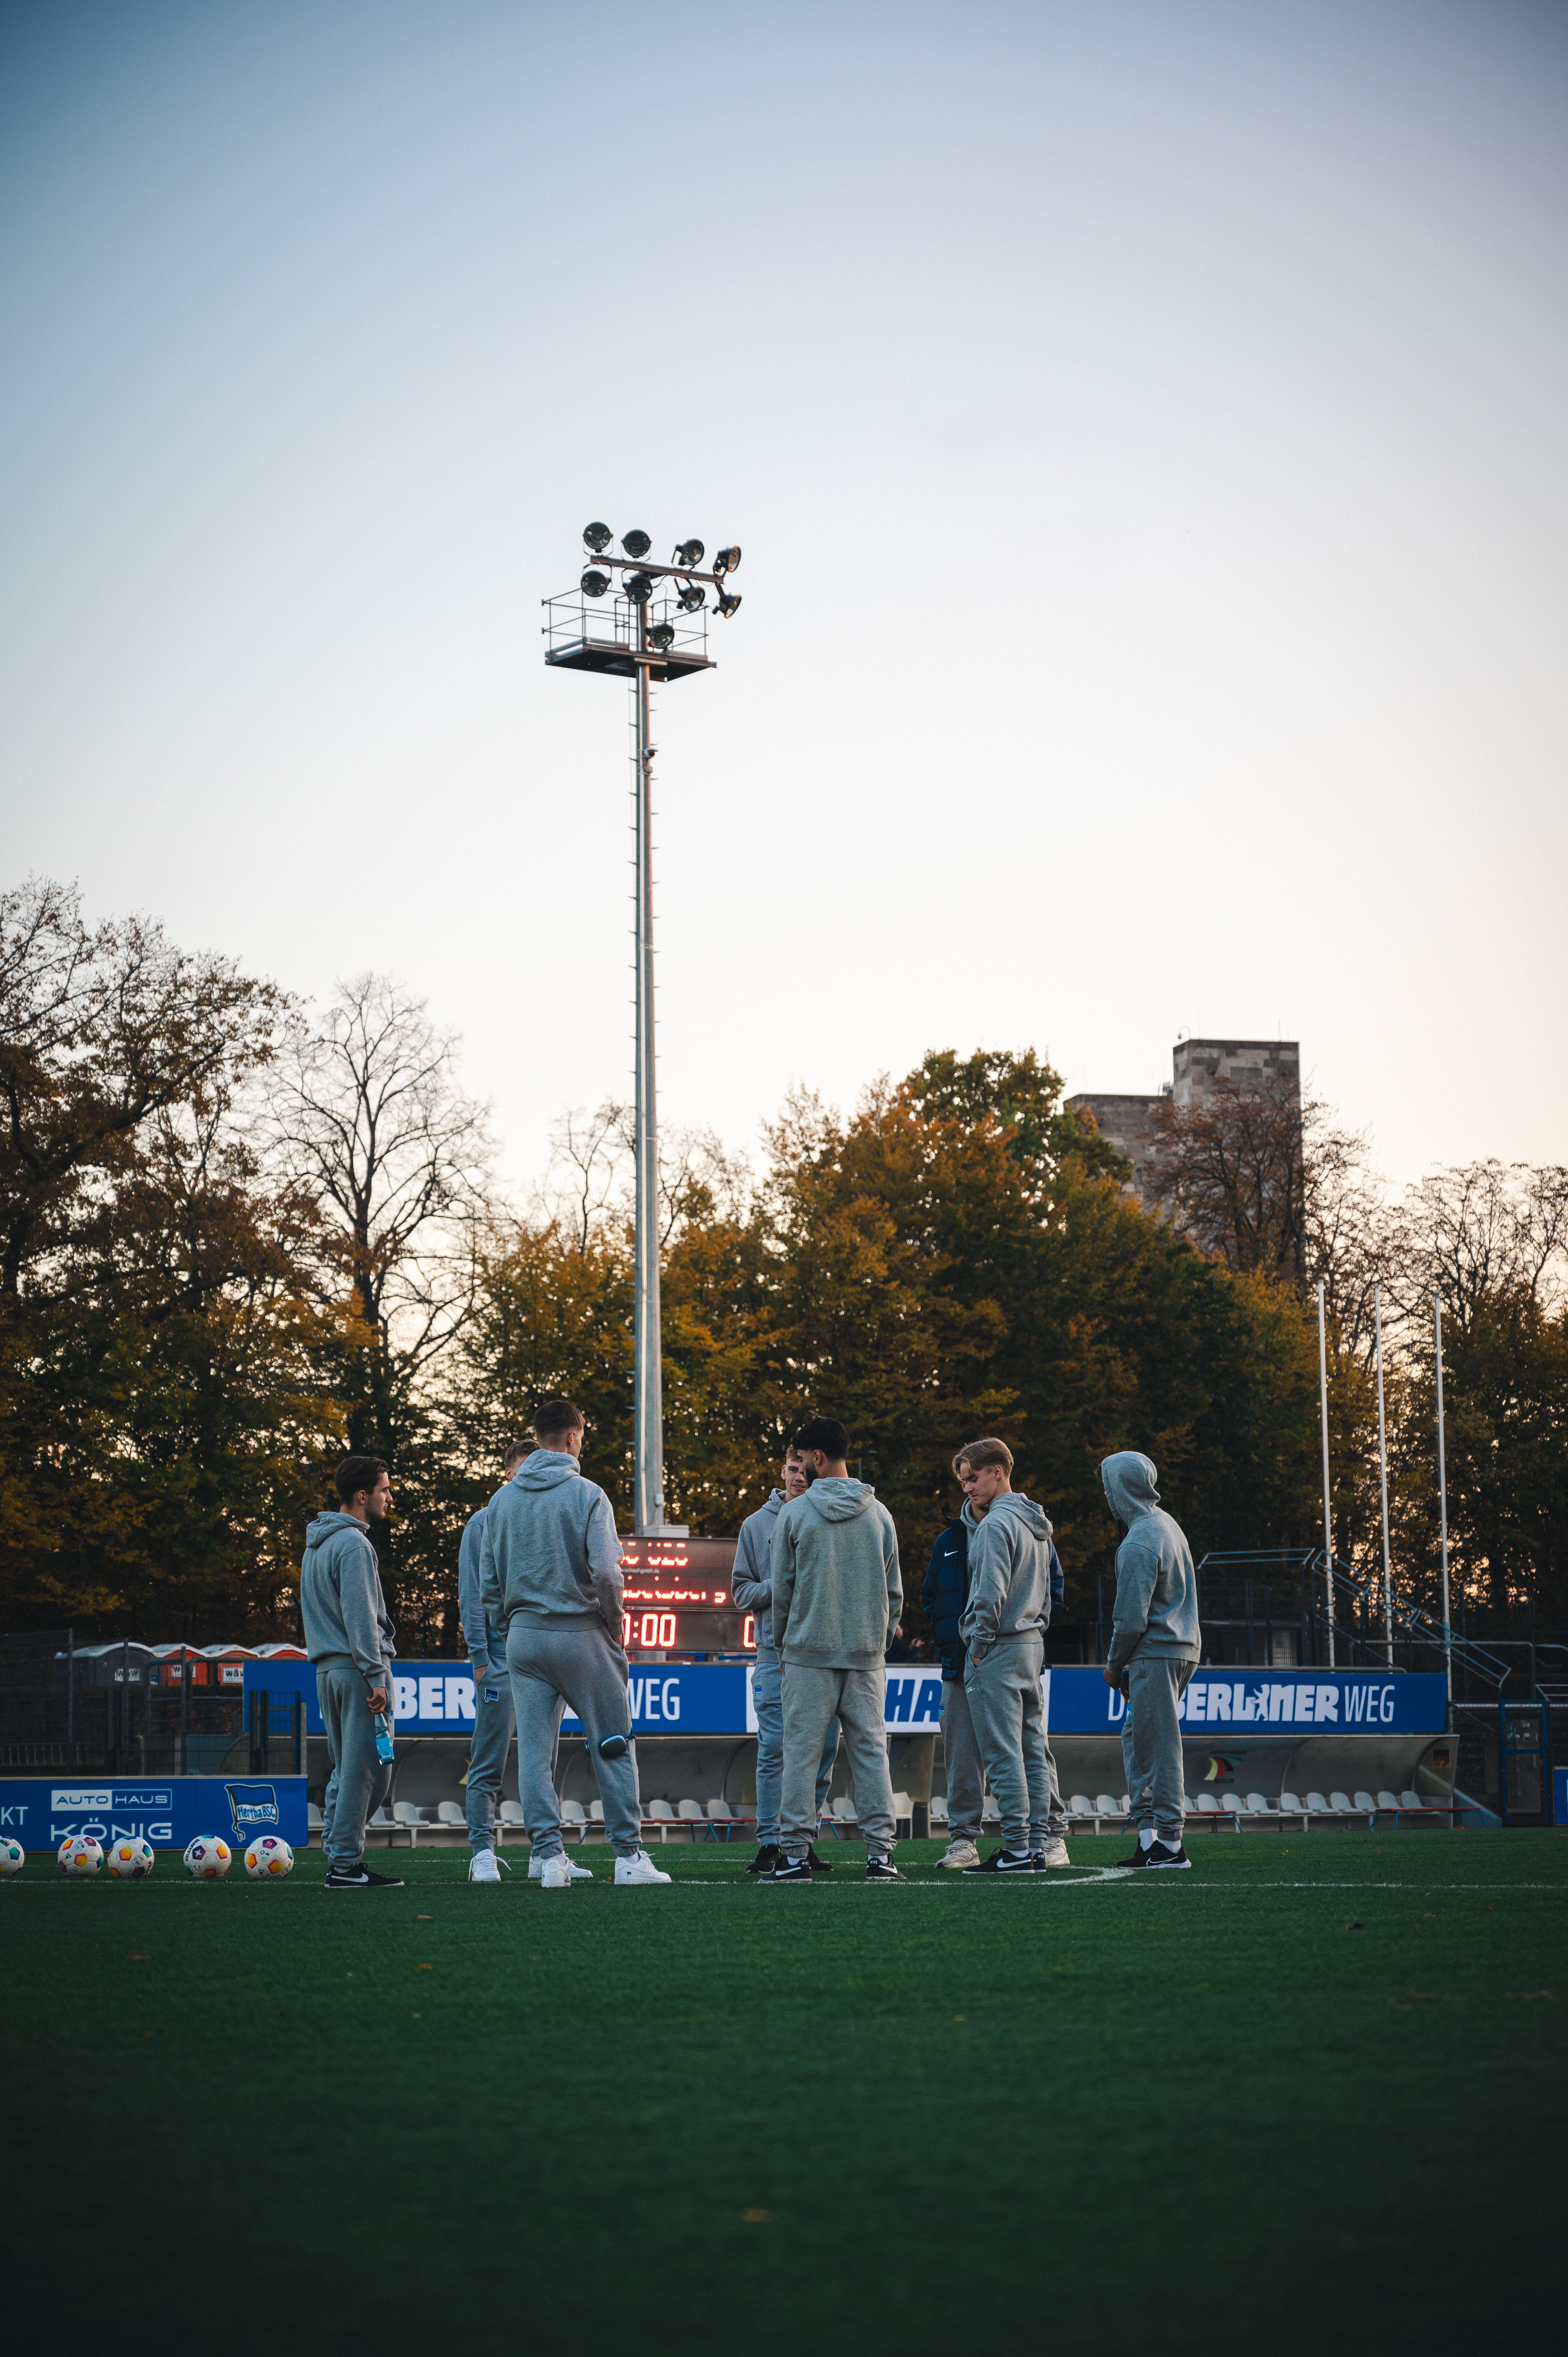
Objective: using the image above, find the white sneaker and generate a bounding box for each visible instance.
[539,1852,574,1889]
[613,1849,672,1885]
[529,1850,594,1880]
[468,1849,501,1883]
[1037,1836,1072,1868]
[939,1839,980,1871]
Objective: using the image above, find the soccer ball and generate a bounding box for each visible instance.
[244,1835,294,1880]
[0,1838,24,1876]
[58,1833,103,1876]
[183,1835,232,1880]
[107,1836,156,1878]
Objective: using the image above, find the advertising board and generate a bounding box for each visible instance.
[0,1776,309,1852]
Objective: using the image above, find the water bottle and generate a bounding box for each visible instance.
[374,1710,395,1765]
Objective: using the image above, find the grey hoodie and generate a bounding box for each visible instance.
[299,1512,396,1685]
[1102,1452,1200,1675]
[479,1447,626,1643]
[732,1488,785,1648]
[770,1477,902,1670]
[958,1490,1054,1658]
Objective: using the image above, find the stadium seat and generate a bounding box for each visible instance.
[830,1795,858,1823]
[676,1799,715,1843]
[1194,1792,1219,1812]
[1352,1791,1377,1815]
[706,1799,739,1840]
[1376,1790,1400,1811]
[1398,1790,1423,1809]
[1119,1794,1130,1811]
[929,1795,949,1823]
[1069,1795,1095,1819]
[306,1802,325,1834]
[644,1797,675,1845]
[891,1790,913,1838]
[1329,1791,1356,1814]
[588,1799,606,1831]
[392,1802,428,1846]
[1094,1794,1119,1816]
[1306,1792,1333,1814]
[436,1801,466,1827]
[1244,1793,1270,1813]
[560,1799,588,1846]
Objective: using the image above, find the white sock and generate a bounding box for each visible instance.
[1139,1826,1157,1849]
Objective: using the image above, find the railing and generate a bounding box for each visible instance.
[1197,1549,1518,1693]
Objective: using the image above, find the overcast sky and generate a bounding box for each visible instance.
[3,0,1564,1198]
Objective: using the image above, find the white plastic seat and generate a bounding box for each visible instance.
[368,1807,395,1827]
[891,1790,913,1831]
[436,1801,467,1826]
[707,1798,735,1820]
[392,1801,427,1822]
[1194,1792,1219,1813]
[1069,1795,1095,1818]
[646,1798,675,1819]
[1244,1793,1270,1813]
[1119,1793,1130,1811]
[306,1802,325,1830]
[1376,1790,1400,1811]
[1280,1792,1305,1815]
[1306,1792,1333,1814]
[588,1798,606,1822]
[1094,1794,1119,1816]
[1329,1791,1356,1813]
[830,1796,858,1823]
[498,1800,525,1824]
[1399,1789,1423,1809]
[929,1795,949,1822]
[560,1799,588,1824]
[1352,1791,1377,1814]
[677,1799,705,1819]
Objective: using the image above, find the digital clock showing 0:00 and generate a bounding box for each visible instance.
[617,1538,747,1655]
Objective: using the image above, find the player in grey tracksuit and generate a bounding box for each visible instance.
[481,1401,669,1885]
[299,1454,403,1889]
[1102,1451,1201,1868]
[732,1459,842,1873]
[959,1468,1056,1872]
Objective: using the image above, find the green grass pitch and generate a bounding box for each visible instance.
[6,1831,1563,2354]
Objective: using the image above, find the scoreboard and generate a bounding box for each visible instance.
[618,1537,749,1658]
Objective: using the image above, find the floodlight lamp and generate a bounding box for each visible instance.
[581,567,611,598]
[673,538,705,568]
[583,522,613,553]
[624,569,654,604]
[649,620,676,652]
[716,590,742,619]
[622,529,652,559]
[677,582,706,612]
[714,544,742,577]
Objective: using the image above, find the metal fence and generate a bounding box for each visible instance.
[0,1629,304,1775]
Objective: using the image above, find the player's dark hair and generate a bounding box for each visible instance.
[502,1436,530,1470]
[793,1415,849,1461]
[534,1397,586,1441]
[335,1454,388,1507]
[954,1436,1013,1477]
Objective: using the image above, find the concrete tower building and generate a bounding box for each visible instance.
[1068,1038,1301,1210]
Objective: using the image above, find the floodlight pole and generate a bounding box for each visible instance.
[1434,1290,1451,1709]
[1316,1279,1336,1669]
[631,605,667,1537]
[1374,1282,1394,1667]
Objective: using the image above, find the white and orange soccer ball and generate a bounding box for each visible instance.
[58,1833,103,1876]
[0,1837,25,1876]
[183,1834,232,1880]
[107,1836,156,1878]
[244,1834,294,1880]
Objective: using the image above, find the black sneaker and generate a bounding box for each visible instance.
[324,1861,405,1890]
[747,1843,783,1876]
[767,1855,814,1882]
[805,1843,834,1874]
[1130,1839,1190,1871]
[961,1846,1037,1875]
[865,1857,902,1880]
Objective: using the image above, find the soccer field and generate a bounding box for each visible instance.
[7,1830,1563,2355]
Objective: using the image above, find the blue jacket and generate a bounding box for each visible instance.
[922,1514,1063,1679]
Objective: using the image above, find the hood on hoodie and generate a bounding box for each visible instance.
[305,1511,366,1549]
[1101,1451,1160,1527]
[802,1476,875,1524]
[986,1490,1053,1540]
[514,1449,583,1491]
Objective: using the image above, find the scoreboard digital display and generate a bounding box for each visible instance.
[618,1537,750,1657]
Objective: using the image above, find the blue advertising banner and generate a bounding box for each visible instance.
[0,1776,309,1853]
[246,1660,1445,1740]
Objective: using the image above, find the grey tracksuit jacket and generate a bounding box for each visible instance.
[299,1511,396,1685]
[479,1449,626,1645]
[1102,1452,1201,1677]
[458,1504,504,1675]
[958,1490,1054,1658]
[770,1477,902,1668]
[732,1488,785,1650]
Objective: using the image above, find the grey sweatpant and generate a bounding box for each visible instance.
[316,1653,392,1869]
[944,1669,1065,1846]
[1121,1705,1151,1826]
[466,1641,565,1851]
[1125,1654,1195,1840]
[780,1664,895,1862]
[507,1620,642,1861]
[964,1635,1050,1853]
[752,1647,840,1845]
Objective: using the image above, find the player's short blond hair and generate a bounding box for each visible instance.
[953,1436,1014,1477]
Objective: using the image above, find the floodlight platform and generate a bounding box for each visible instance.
[545,636,714,685]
